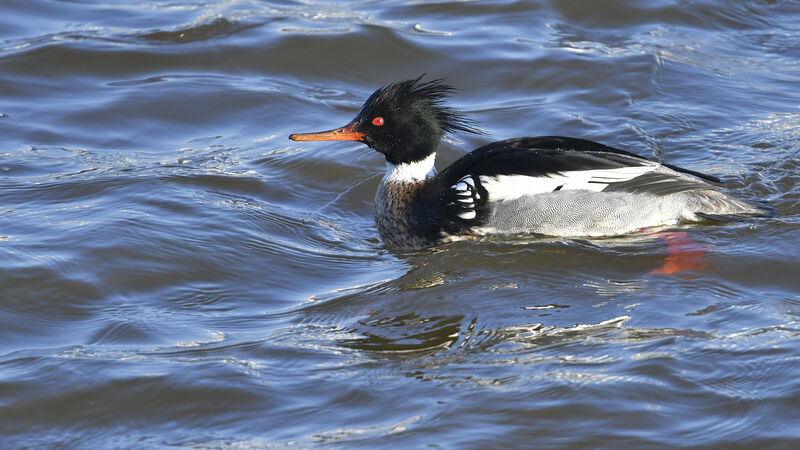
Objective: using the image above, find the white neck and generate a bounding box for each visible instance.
[381,153,437,184]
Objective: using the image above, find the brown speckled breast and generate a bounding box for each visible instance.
[374,180,438,249]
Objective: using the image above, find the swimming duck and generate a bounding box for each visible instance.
[289,77,770,249]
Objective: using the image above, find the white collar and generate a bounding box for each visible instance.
[381,153,437,183]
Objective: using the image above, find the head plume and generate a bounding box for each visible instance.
[362,75,485,137]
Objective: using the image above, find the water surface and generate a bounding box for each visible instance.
[1,0,799,447]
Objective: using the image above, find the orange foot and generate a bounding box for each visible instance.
[649,232,709,278]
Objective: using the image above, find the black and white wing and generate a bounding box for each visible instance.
[434,136,722,220]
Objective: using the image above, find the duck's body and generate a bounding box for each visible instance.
[290,78,770,249]
[371,136,767,248]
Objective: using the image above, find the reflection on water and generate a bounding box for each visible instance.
[342,313,463,356]
[1,0,799,447]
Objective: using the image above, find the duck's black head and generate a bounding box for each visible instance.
[289,76,483,165]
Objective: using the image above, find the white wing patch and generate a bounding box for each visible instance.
[479,165,657,202]
[451,175,480,220]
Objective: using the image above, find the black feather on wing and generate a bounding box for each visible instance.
[435,136,722,186]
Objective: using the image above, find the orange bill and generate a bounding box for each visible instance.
[289,122,364,141]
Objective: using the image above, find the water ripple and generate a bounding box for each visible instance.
[2,0,800,447]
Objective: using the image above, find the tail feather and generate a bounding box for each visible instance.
[687,191,774,223]
[695,211,771,223]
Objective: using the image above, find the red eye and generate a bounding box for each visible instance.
[372,116,384,126]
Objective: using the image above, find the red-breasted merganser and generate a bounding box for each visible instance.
[289,77,771,249]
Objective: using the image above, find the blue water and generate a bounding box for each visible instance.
[1,0,799,447]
